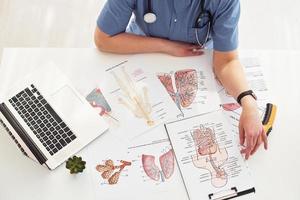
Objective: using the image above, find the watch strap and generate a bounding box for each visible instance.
[237,90,257,105]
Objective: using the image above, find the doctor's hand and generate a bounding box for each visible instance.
[239,96,268,160]
[162,40,204,57]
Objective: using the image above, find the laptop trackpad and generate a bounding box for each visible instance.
[48,85,84,122]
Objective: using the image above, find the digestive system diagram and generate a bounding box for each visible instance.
[157,69,198,116]
[191,125,228,188]
[95,160,132,185]
[142,149,175,182]
[111,66,154,126]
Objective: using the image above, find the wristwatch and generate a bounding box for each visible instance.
[236,90,257,105]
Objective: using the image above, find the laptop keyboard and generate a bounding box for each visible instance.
[8,84,77,156]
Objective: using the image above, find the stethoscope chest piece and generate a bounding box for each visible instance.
[144,12,157,24]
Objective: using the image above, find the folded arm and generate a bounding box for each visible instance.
[94,26,203,57]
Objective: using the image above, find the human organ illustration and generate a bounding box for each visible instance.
[86,88,118,122]
[191,126,228,188]
[95,160,131,185]
[142,149,175,182]
[112,66,154,126]
[157,69,198,115]
[221,103,241,111]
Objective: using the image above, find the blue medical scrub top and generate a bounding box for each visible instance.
[97,0,240,52]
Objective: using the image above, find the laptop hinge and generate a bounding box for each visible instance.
[0,103,47,165]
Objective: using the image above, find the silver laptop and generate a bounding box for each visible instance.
[0,63,108,170]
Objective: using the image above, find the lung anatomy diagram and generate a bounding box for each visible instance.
[157,69,198,116]
[142,149,175,182]
[191,125,228,188]
[95,160,132,185]
[112,66,154,126]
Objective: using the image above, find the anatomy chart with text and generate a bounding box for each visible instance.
[165,110,255,200]
[156,66,220,118]
[100,60,181,139]
[86,126,188,200]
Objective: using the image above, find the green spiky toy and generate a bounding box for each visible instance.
[66,156,86,174]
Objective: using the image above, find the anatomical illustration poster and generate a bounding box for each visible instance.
[121,51,221,119]
[165,110,255,200]
[156,66,220,118]
[97,60,181,139]
[86,125,188,200]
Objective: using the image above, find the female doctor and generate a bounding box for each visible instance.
[94,0,268,159]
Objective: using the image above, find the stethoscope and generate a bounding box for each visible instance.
[143,0,212,48]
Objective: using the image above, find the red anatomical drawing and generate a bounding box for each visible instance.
[159,149,175,179]
[142,149,175,182]
[191,126,228,188]
[157,69,198,115]
[95,160,131,185]
[86,88,119,122]
[221,103,241,111]
[142,155,160,181]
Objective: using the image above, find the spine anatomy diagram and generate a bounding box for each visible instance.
[96,160,131,185]
[142,149,175,182]
[112,66,154,126]
[157,69,198,116]
[191,126,228,188]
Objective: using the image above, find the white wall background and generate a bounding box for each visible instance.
[0,0,300,60]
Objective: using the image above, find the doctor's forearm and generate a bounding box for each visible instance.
[97,33,168,54]
[94,27,202,56]
[213,51,256,106]
[94,27,169,54]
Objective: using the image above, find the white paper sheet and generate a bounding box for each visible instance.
[156,66,220,118]
[165,110,255,200]
[144,52,221,119]
[86,125,188,200]
[94,60,181,139]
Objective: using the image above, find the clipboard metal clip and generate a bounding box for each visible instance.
[208,187,256,200]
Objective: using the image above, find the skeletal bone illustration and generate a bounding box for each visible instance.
[142,149,175,182]
[112,66,154,126]
[191,126,228,188]
[157,69,198,116]
[96,160,131,185]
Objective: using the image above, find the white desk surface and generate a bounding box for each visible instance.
[0,48,299,200]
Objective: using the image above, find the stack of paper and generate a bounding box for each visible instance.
[84,53,270,200]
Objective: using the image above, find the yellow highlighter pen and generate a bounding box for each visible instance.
[262,103,277,136]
